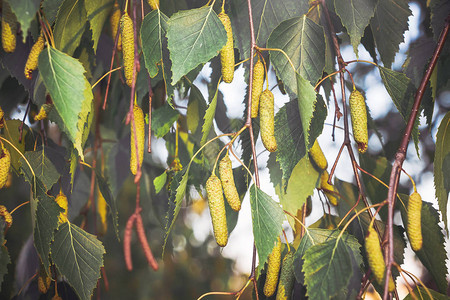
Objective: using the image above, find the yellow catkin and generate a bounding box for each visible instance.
[276,251,295,300]
[251,59,264,118]
[260,89,277,152]
[309,139,327,170]
[34,104,53,121]
[319,171,338,206]
[0,106,4,127]
[120,12,135,87]
[37,273,51,294]
[206,174,228,247]
[263,237,282,297]
[365,224,395,292]
[407,192,423,251]
[0,205,12,229]
[97,186,108,234]
[2,1,17,53]
[55,191,68,224]
[24,34,45,80]
[130,104,145,175]
[5,173,12,188]
[219,154,240,211]
[147,0,159,10]
[0,145,11,189]
[110,1,122,51]
[349,90,368,153]
[218,12,234,83]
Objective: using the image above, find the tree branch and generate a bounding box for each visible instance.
[383,13,450,300]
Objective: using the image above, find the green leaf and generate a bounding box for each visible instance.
[302,231,362,300]
[267,16,325,92]
[378,66,419,154]
[229,0,309,59]
[163,168,190,253]
[8,0,40,38]
[153,171,167,194]
[53,0,88,55]
[187,84,207,137]
[96,171,120,240]
[249,185,284,273]
[24,148,60,191]
[34,194,63,272]
[0,222,10,287]
[200,86,219,145]
[151,104,179,138]
[404,286,450,300]
[42,0,63,25]
[167,6,226,84]
[141,9,169,78]
[334,0,378,56]
[0,119,26,172]
[38,47,93,159]
[399,195,448,293]
[429,0,450,43]
[51,222,105,300]
[435,112,450,231]
[279,155,320,228]
[370,0,411,68]
[85,0,114,52]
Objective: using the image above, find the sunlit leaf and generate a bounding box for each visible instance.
[435,112,450,231]
[85,0,114,52]
[151,104,179,138]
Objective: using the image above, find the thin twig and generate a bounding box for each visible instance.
[383,13,450,300]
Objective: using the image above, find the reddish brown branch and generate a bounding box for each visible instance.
[383,13,450,300]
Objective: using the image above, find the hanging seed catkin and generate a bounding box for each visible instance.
[55,191,68,224]
[206,174,228,247]
[2,1,17,53]
[260,89,277,152]
[0,205,12,229]
[0,145,11,189]
[320,171,337,206]
[349,90,368,153]
[407,191,423,251]
[263,237,282,297]
[147,0,159,10]
[130,104,145,175]
[120,12,135,87]
[218,12,234,83]
[276,251,295,300]
[251,59,264,118]
[110,1,122,51]
[34,104,53,121]
[309,139,327,170]
[365,224,395,292]
[37,272,51,294]
[25,34,45,80]
[219,154,240,211]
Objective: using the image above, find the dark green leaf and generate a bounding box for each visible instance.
[151,104,179,138]
[53,0,88,55]
[85,0,114,52]
[96,171,119,240]
[267,16,325,92]
[370,0,411,68]
[0,120,26,172]
[8,0,40,37]
[42,0,63,24]
[186,84,207,137]
[404,286,450,300]
[334,0,378,55]
[51,222,105,300]
[435,112,450,232]
[249,185,284,273]
[38,47,93,159]
[24,148,60,191]
[201,85,218,145]
[167,7,226,84]
[430,0,450,43]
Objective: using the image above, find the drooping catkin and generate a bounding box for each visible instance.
[206,174,228,247]
[0,205,12,229]
[219,154,240,211]
[24,34,45,80]
[260,89,277,152]
[251,59,264,118]
[263,237,282,297]
[147,0,159,10]
[120,12,135,87]
[309,139,327,170]
[2,1,17,53]
[37,268,51,294]
[319,171,338,206]
[34,104,53,121]
[0,145,11,189]
[55,191,68,224]
[365,224,395,292]
[407,191,423,251]
[110,1,122,51]
[130,104,145,175]
[218,12,234,83]
[349,90,368,153]
[276,251,295,300]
